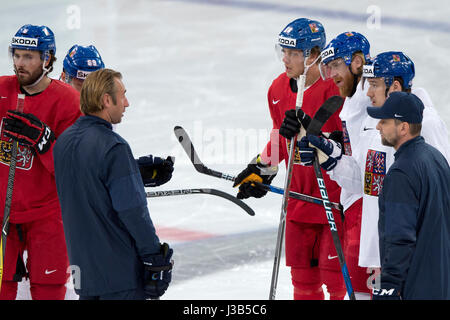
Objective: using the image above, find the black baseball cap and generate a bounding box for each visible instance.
[367,91,424,124]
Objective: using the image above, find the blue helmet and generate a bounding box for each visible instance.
[278,18,326,56]
[321,31,370,66]
[10,24,56,56]
[63,45,105,80]
[363,51,415,89]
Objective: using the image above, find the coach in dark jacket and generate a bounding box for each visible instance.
[367,92,450,300]
[54,69,173,300]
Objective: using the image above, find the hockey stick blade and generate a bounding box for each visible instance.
[174,126,206,174]
[174,126,235,181]
[306,95,344,136]
[173,125,342,209]
[146,188,255,216]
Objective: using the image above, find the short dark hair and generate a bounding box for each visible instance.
[394,119,422,135]
[394,76,412,93]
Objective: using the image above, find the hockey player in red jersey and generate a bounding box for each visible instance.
[0,25,81,300]
[233,18,345,300]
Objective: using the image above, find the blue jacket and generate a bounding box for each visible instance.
[378,136,450,299]
[54,115,160,296]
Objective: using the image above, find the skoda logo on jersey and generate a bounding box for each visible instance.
[77,70,91,80]
[11,36,38,47]
[278,36,296,48]
[363,65,375,78]
[321,47,335,61]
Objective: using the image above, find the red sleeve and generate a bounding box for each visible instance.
[260,82,285,166]
[38,82,82,176]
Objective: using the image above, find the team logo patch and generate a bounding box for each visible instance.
[69,47,77,57]
[342,121,352,156]
[309,23,319,33]
[345,32,354,37]
[0,122,34,170]
[392,54,401,62]
[364,149,386,196]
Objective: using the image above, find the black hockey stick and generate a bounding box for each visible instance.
[146,188,255,216]
[1,94,25,292]
[269,95,344,299]
[307,96,355,300]
[173,126,341,210]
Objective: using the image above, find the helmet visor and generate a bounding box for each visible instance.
[319,57,346,80]
[275,45,305,62]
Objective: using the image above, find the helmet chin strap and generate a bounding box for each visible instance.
[290,54,321,92]
[302,53,320,77]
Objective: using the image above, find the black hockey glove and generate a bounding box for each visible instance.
[137,155,175,187]
[143,243,174,300]
[298,131,343,171]
[3,110,55,154]
[279,109,312,139]
[233,155,278,199]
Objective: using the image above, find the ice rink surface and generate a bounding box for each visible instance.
[1,0,449,300]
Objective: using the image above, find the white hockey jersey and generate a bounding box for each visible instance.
[330,87,450,267]
[333,80,370,211]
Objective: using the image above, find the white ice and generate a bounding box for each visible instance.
[1,0,449,300]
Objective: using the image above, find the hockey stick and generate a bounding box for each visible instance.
[173,126,341,210]
[270,75,320,300]
[0,94,25,293]
[307,97,356,300]
[146,188,255,216]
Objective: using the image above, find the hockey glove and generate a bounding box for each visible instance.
[3,110,55,154]
[137,155,175,187]
[143,243,174,300]
[279,109,312,139]
[233,155,278,199]
[298,131,343,171]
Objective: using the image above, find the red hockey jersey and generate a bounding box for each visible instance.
[261,73,343,224]
[0,75,81,223]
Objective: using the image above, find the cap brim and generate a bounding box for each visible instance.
[367,106,389,120]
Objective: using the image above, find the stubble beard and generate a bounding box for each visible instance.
[381,135,397,148]
[15,65,44,87]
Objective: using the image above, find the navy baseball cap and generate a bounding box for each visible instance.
[367,91,424,123]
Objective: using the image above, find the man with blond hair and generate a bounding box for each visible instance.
[53,69,173,300]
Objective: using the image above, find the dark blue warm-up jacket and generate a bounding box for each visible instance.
[54,115,160,296]
[378,136,450,299]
